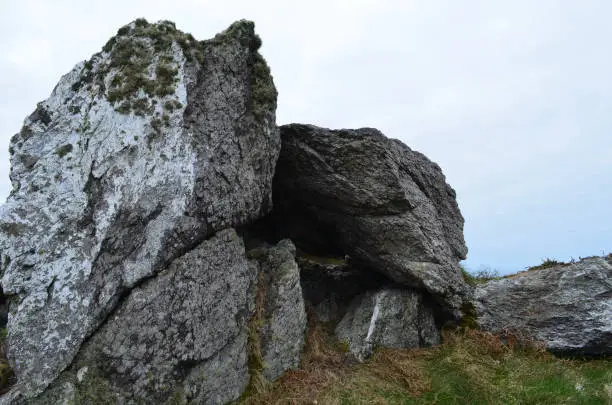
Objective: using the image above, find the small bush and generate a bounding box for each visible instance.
[134,18,149,28]
[527,258,567,272]
[461,266,499,286]
[117,25,130,36]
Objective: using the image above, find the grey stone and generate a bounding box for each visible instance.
[17,229,255,405]
[336,288,440,361]
[0,19,278,399]
[275,124,469,316]
[475,255,612,356]
[248,239,307,382]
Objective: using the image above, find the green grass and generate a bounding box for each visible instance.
[242,327,612,405]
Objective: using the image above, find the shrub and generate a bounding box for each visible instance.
[527,258,566,272]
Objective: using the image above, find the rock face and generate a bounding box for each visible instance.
[336,289,440,361]
[0,19,278,401]
[247,239,307,382]
[0,16,476,404]
[475,256,612,356]
[274,124,469,316]
[32,229,255,405]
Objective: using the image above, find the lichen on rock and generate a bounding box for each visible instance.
[0,17,279,401]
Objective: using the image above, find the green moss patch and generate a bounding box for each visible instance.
[241,270,270,400]
[73,367,117,405]
[249,53,277,123]
[78,19,204,117]
[0,222,27,237]
[55,143,74,158]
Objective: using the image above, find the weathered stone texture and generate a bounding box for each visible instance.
[248,239,307,382]
[0,19,278,400]
[475,255,612,356]
[336,288,440,361]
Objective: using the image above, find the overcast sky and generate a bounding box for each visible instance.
[1,1,610,274]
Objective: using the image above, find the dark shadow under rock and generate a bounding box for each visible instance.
[297,255,388,324]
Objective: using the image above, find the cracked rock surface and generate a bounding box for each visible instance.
[0,19,278,400]
[29,229,254,405]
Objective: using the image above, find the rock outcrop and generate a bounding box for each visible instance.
[273,124,469,316]
[475,255,612,356]
[336,289,440,361]
[0,17,476,404]
[0,19,279,402]
[247,239,307,382]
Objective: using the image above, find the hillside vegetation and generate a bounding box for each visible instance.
[242,321,612,405]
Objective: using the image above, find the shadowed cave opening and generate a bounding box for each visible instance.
[240,188,450,328]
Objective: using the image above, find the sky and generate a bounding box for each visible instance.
[0,1,610,274]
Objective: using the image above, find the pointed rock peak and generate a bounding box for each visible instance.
[214,19,262,50]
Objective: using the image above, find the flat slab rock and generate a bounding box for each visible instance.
[336,288,440,361]
[475,255,612,356]
[275,124,469,317]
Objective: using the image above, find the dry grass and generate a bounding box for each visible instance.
[242,271,271,399]
[242,325,612,405]
[241,319,346,404]
[241,314,430,405]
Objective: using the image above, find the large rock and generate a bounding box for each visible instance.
[335,288,440,361]
[475,255,612,356]
[0,19,279,400]
[247,239,307,382]
[27,229,255,405]
[274,124,469,316]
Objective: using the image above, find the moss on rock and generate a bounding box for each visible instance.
[249,53,277,123]
[78,19,205,117]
